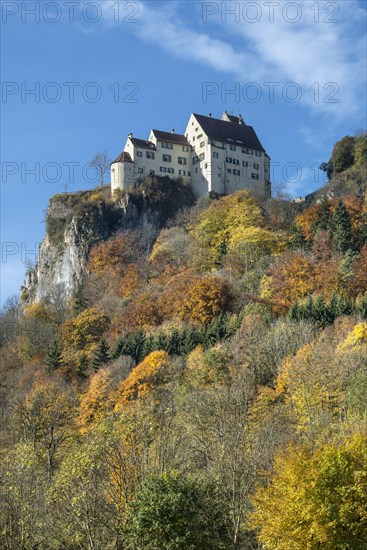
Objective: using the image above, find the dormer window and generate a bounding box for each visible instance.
[136,151,143,157]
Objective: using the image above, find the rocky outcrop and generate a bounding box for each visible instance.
[20,177,195,304]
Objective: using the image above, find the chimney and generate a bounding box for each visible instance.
[238,114,244,125]
[171,128,175,133]
[128,132,133,138]
[208,113,212,117]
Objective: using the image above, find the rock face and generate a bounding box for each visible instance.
[21,177,195,304]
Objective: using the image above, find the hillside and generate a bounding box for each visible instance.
[0,135,366,549]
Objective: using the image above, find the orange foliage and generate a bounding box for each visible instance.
[78,368,114,432]
[61,308,109,353]
[157,268,200,319]
[178,276,234,325]
[311,232,344,298]
[88,233,138,278]
[350,245,367,297]
[119,263,146,299]
[115,351,171,410]
[266,251,316,311]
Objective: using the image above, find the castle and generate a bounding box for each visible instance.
[111,111,271,198]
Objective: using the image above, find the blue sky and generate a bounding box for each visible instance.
[1,0,366,304]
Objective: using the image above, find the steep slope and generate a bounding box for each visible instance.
[20,177,195,304]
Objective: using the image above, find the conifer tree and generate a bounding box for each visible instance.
[76,353,89,378]
[92,338,110,371]
[290,225,308,250]
[313,198,331,234]
[330,200,353,253]
[45,340,63,372]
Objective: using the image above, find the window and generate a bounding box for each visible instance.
[149,170,155,176]
[230,145,236,151]
[179,169,186,176]
[251,173,259,180]
[160,167,167,173]
[242,161,248,167]
[136,150,143,157]
[197,133,203,139]
[227,168,232,173]
[162,142,173,149]
[204,163,207,169]
[213,152,219,158]
[138,167,144,174]
[243,148,253,155]
[146,151,155,159]
[199,153,205,161]
[188,171,191,176]
[232,159,239,165]
[255,150,261,157]
[192,136,195,141]
[226,157,232,163]
[195,127,198,131]
[200,141,205,148]
[253,163,259,169]
[195,168,198,173]
[168,168,175,174]
[163,154,172,162]
[233,169,240,175]
[182,145,190,152]
[193,156,199,165]
[178,157,186,165]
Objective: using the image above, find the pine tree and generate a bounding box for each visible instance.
[72,287,87,315]
[330,200,353,253]
[290,225,308,250]
[45,340,63,372]
[92,338,110,371]
[314,198,331,233]
[76,353,89,378]
[166,329,180,355]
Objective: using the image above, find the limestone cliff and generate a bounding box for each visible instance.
[21,177,195,304]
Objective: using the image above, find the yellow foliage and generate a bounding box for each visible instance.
[23,303,52,322]
[192,190,264,268]
[61,308,109,355]
[115,351,171,410]
[276,341,346,441]
[339,322,367,351]
[250,433,367,549]
[78,368,113,433]
[178,276,233,326]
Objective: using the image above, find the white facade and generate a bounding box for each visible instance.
[111,112,271,198]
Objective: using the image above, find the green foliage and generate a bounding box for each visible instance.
[112,314,241,364]
[288,294,366,326]
[330,199,353,253]
[45,340,63,372]
[92,338,111,371]
[330,135,356,175]
[124,471,229,550]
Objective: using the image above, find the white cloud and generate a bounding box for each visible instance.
[95,0,365,120]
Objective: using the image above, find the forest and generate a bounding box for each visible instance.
[0,133,367,549]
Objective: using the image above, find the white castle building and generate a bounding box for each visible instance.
[111,111,271,199]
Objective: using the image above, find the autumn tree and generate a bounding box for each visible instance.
[250,433,367,549]
[178,276,234,326]
[263,250,316,312]
[115,351,172,409]
[61,307,109,364]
